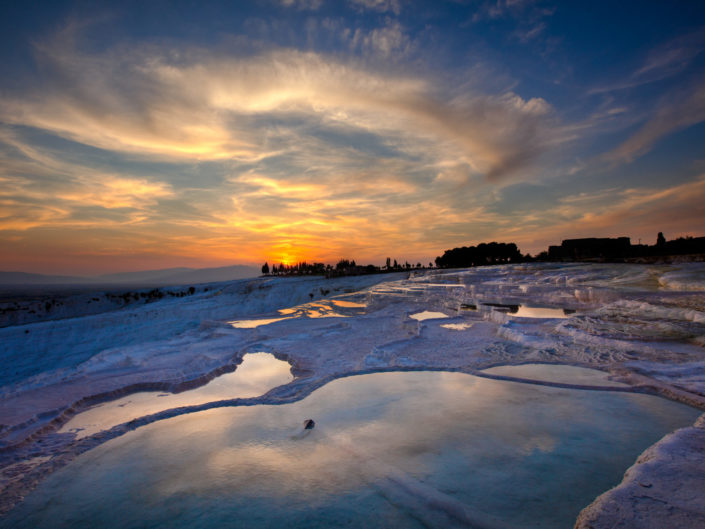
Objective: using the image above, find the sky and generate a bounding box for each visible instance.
[1,0,704,275]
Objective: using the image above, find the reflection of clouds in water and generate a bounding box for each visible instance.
[147,372,567,500]
[8,370,700,529]
[410,311,448,321]
[61,353,292,438]
[330,299,366,308]
[232,300,355,326]
[204,438,372,500]
[277,301,350,319]
[230,317,293,328]
[441,322,474,330]
[481,364,626,387]
[518,434,557,455]
[511,306,570,319]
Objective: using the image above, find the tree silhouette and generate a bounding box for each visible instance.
[657,232,666,246]
[435,242,523,268]
[261,262,269,274]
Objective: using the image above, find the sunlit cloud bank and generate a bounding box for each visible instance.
[2,33,555,176]
[0,4,704,274]
[0,25,558,271]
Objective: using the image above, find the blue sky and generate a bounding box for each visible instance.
[1,0,704,273]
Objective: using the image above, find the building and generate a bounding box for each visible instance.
[548,237,631,260]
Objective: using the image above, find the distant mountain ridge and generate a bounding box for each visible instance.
[0,272,86,285]
[0,264,260,287]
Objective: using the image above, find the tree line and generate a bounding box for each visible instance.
[260,232,705,278]
[261,258,434,277]
[259,243,524,277]
[434,242,525,268]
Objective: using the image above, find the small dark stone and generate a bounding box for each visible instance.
[303,419,315,430]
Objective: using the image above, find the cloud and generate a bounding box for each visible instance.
[0,128,175,230]
[589,28,705,95]
[605,76,705,163]
[515,21,546,43]
[0,30,555,181]
[472,0,553,23]
[348,20,411,58]
[348,0,401,15]
[633,30,705,81]
[566,176,705,236]
[0,18,582,271]
[503,175,705,252]
[279,0,324,10]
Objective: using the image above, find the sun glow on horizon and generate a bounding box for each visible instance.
[1,3,704,276]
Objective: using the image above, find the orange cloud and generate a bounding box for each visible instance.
[1,33,556,180]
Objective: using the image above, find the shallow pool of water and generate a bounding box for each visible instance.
[5,369,699,529]
[511,305,571,318]
[410,311,448,321]
[59,352,293,439]
[482,364,626,387]
[229,317,293,328]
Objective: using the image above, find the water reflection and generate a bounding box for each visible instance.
[231,300,354,327]
[11,369,699,529]
[410,311,448,321]
[330,299,366,308]
[229,317,292,328]
[511,306,572,319]
[483,304,572,319]
[60,353,293,439]
[481,364,626,387]
[441,323,474,331]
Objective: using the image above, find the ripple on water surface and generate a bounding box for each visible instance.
[6,368,700,529]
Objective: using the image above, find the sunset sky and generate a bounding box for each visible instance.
[1,1,704,274]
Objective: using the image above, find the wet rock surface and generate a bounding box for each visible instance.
[575,415,705,529]
[2,263,705,523]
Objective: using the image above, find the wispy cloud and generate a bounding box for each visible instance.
[348,0,401,15]
[589,28,705,94]
[0,27,556,181]
[0,21,560,269]
[509,175,705,250]
[0,128,175,229]
[605,75,705,163]
[348,20,412,58]
[279,0,324,10]
[1,9,701,273]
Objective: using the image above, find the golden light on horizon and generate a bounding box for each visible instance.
[2,6,705,277]
[268,250,308,267]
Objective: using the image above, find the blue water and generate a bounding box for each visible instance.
[2,369,699,529]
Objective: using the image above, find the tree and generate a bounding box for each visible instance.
[657,232,666,246]
[386,257,391,270]
[435,242,524,269]
[261,262,270,274]
[336,259,351,270]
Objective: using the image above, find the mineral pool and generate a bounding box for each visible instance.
[3,367,699,529]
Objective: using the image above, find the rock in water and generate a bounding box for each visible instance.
[303,419,315,430]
